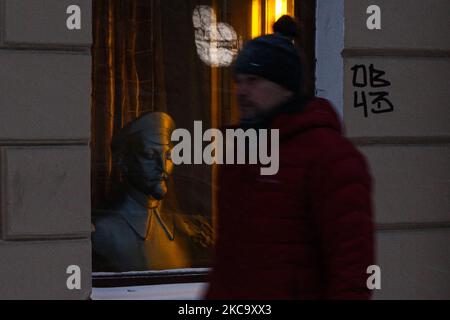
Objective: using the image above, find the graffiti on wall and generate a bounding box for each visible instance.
[351,64,394,118]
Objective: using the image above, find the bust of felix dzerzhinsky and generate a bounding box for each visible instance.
[92,112,212,272]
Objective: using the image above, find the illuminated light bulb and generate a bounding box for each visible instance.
[193,6,239,67]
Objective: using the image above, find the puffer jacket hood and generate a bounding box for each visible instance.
[270,97,343,140]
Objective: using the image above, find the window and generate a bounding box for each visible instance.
[91,0,315,287]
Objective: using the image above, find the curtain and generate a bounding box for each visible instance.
[92,0,215,215]
[92,0,163,208]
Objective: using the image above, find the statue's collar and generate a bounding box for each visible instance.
[119,188,174,241]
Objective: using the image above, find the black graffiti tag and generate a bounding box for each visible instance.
[351,64,394,118]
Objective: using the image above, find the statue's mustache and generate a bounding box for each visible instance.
[146,172,169,182]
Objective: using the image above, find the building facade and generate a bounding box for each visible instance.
[0,0,449,299]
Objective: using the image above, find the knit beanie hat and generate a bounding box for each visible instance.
[233,15,303,94]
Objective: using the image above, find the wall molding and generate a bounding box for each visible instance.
[377,222,450,232]
[3,234,91,242]
[350,136,450,146]
[0,146,91,241]
[0,139,90,146]
[0,45,90,54]
[342,48,450,58]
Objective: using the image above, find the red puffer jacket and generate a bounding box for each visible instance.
[206,97,374,300]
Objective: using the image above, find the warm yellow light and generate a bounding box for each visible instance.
[275,0,287,21]
[252,0,262,38]
[265,0,294,34]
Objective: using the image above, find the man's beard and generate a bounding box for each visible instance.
[238,99,260,123]
[238,99,274,129]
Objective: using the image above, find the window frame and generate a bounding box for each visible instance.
[92,269,210,287]
[91,0,316,289]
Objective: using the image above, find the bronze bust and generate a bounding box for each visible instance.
[92,112,212,272]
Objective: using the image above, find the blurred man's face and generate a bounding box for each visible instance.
[126,135,174,200]
[235,74,294,121]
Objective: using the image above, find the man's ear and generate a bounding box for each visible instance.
[283,87,295,99]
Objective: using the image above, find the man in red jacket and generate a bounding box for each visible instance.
[206,16,375,300]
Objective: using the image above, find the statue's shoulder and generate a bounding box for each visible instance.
[92,208,127,235]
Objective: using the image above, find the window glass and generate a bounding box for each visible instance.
[91,0,296,273]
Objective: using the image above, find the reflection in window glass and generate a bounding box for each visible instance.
[265,0,295,34]
[193,5,239,67]
[91,0,296,274]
